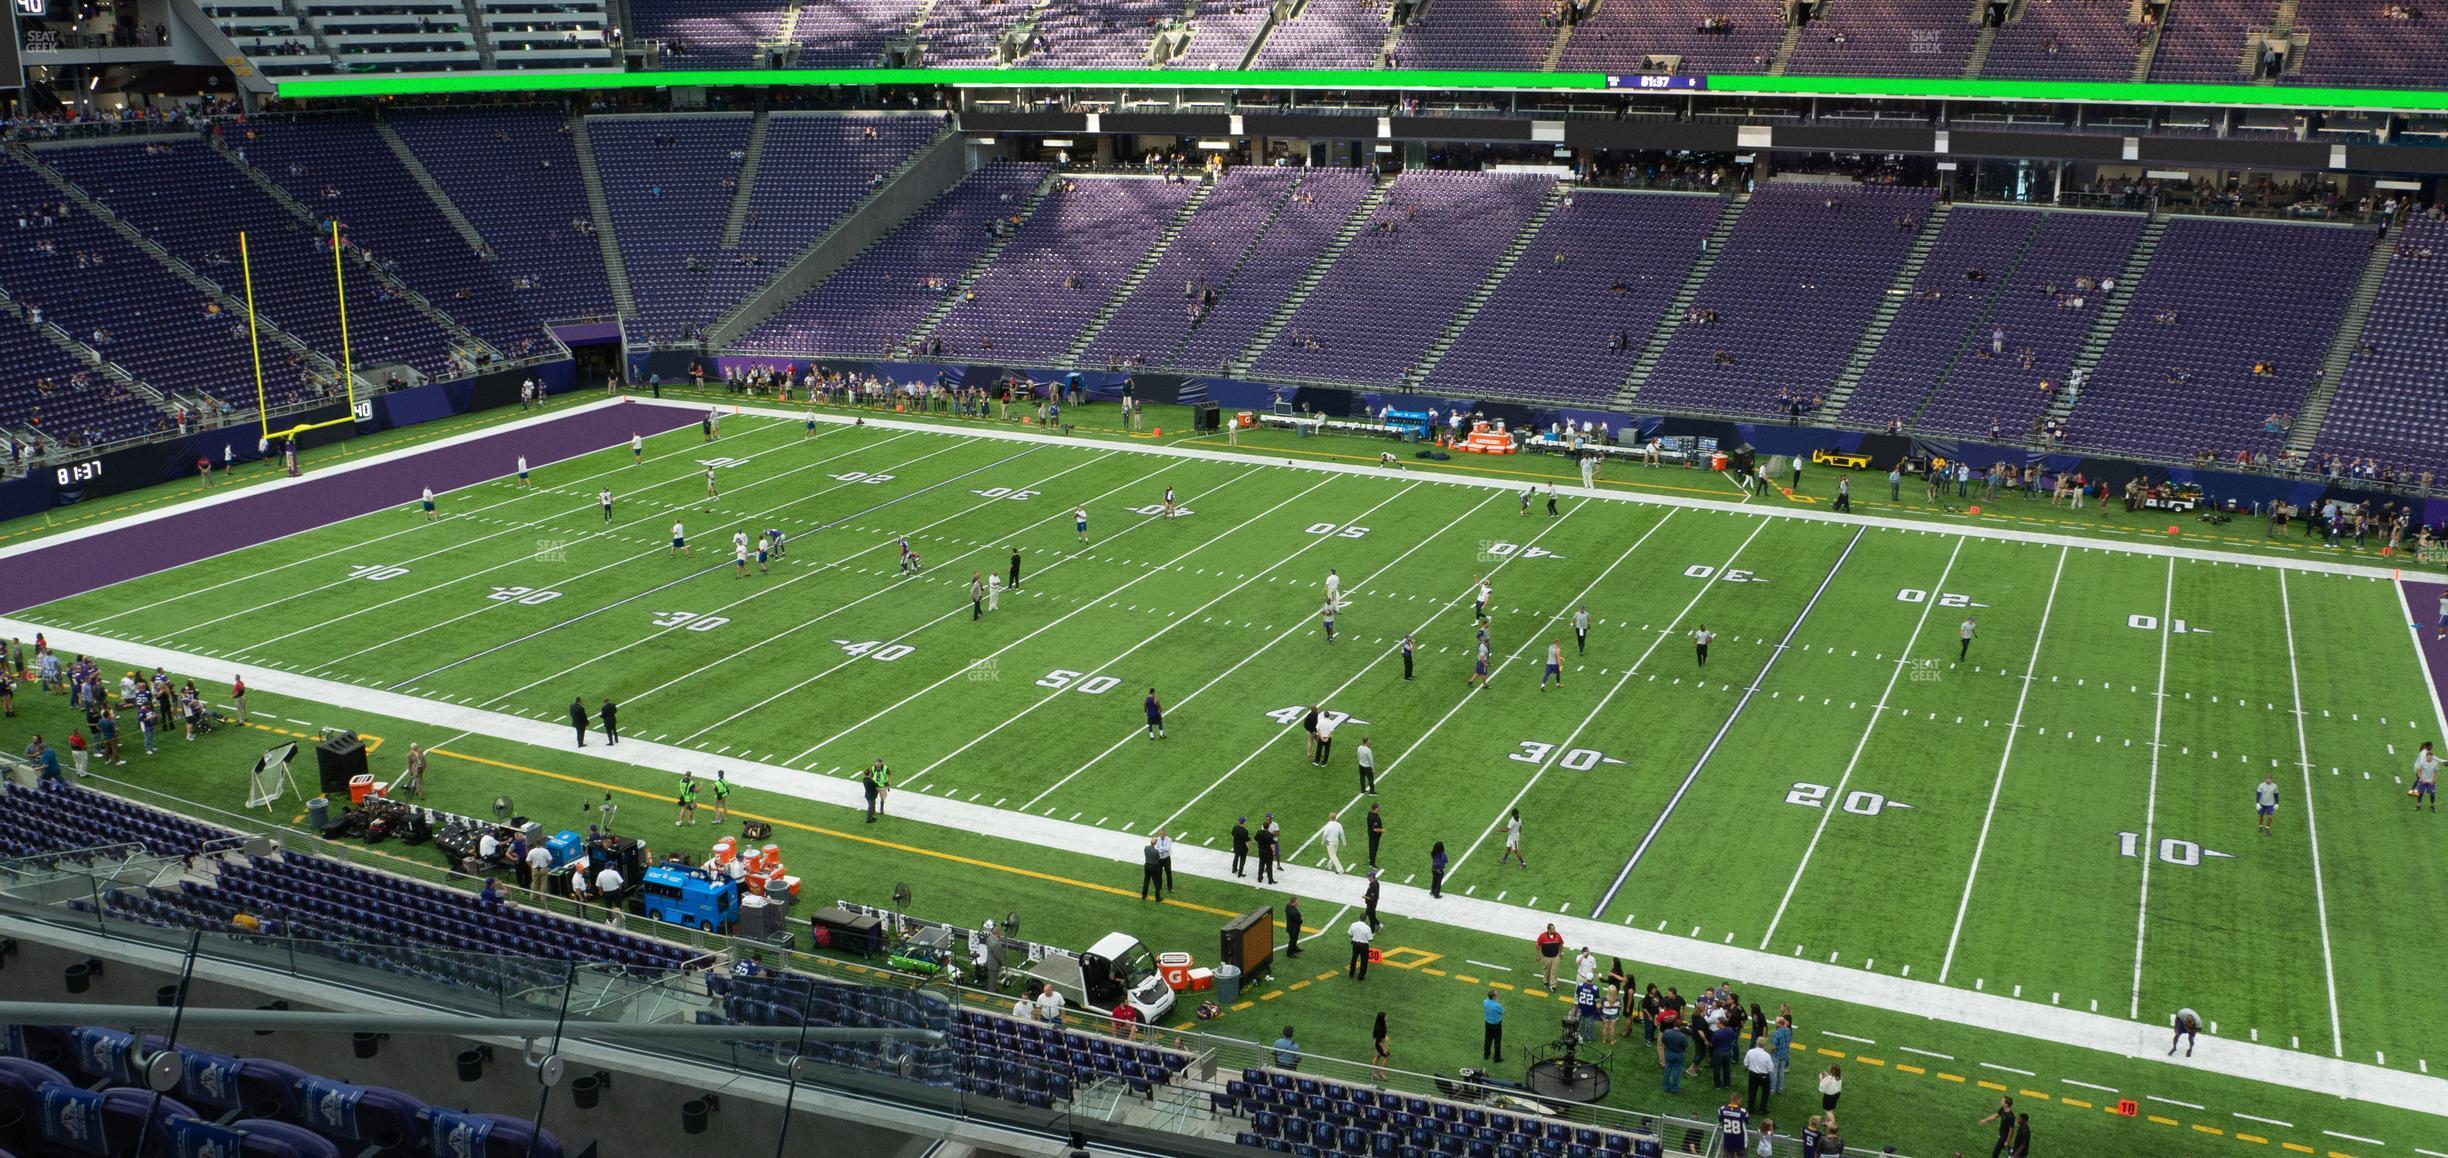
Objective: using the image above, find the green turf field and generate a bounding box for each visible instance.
[8,401,2444,1156]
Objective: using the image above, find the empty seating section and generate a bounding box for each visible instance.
[0,162,267,414]
[2288,0,2448,88]
[790,0,923,65]
[1170,169,1375,371]
[1980,0,2146,80]
[1639,183,1938,415]
[631,0,786,63]
[1392,0,1558,69]
[1555,0,1787,75]
[1,1026,564,1158]
[0,781,233,862]
[300,0,482,71]
[1249,0,1391,66]
[2145,0,2272,79]
[390,107,614,322]
[1008,0,1179,66]
[718,114,945,325]
[1218,1065,1669,1157]
[1251,171,1553,383]
[0,326,156,446]
[202,0,332,75]
[2311,218,2448,477]
[912,0,1020,65]
[586,115,753,344]
[237,119,549,356]
[1907,211,2144,437]
[1781,0,1976,76]
[1081,168,1303,368]
[928,176,1197,361]
[2072,217,2369,457]
[43,141,460,382]
[1426,191,1724,401]
[734,162,1051,356]
[482,0,617,66]
[1168,6,1268,67]
[1835,211,2039,431]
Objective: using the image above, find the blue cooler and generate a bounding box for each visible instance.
[546,830,583,868]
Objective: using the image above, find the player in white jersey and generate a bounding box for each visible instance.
[804,408,818,438]
[1693,625,1715,666]
[1074,505,1089,543]
[1325,569,1342,611]
[516,456,533,488]
[630,433,644,465]
[734,538,751,577]
[1162,486,1177,518]
[419,487,436,520]
[1541,640,1564,690]
[2415,741,2439,811]
[599,488,613,523]
[756,531,774,574]
[733,530,749,558]
[704,465,719,509]
[669,521,690,556]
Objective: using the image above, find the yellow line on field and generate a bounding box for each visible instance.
[2062,1098,2092,1110]
[1856,1057,1885,1067]
[1977,1080,2008,1091]
[1937,1073,1966,1083]
[2281,1144,2315,1154]
[1818,1048,1848,1058]
[1896,1064,1925,1075]
[2017,1089,2049,1100]
[2192,1124,2224,1135]
[2148,1115,2182,1126]
[2235,1133,2266,1144]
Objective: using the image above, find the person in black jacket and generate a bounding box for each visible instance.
[568,697,589,747]
[1230,817,1252,877]
[1256,821,1280,883]
[1362,869,1382,931]
[1283,896,1303,958]
[599,697,620,746]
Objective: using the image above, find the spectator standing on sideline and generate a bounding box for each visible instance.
[1230,816,1251,876]
[230,673,248,724]
[1256,819,1279,883]
[1154,828,1175,891]
[600,697,619,745]
[1500,808,1527,867]
[1429,841,1448,897]
[568,697,589,747]
[1347,916,1373,979]
[1744,1036,1775,1108]
[1272,1027,1301,1071]
[1888,464,1903,503]
[1719,1095,1751,1156]
[860,763,881,823]
[1482,991,1505,1062]
[2171,1007,2201,1055]
[1709,1018,1739,1088]
[2009,1112,2032,1157]
[1371,1013,1390,1083]
[1661,1021,1690,1093]
[1833,475,1851,512]
[1357,737,1377,795]
[1319,811,1348,873]
[1364,803,1383,866]
[1817,1064,1842,1113]
[1283,896,1303,957]
[1770,1014,1794,1094]
[401,743,427,798]
[1536,924,1565,989]
[65,729,86,777]
[1314,710,1339,765]
[1362,868,1381,930]
[1139,836,1164,901]
[1978,1096,2016,1158]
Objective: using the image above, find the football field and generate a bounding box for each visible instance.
[14,401,2448,1089]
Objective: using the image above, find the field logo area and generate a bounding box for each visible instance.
[1479,540,1562,563]
[533,538,568,563]
[1907,657,1944,683]
[966,657,1001,682]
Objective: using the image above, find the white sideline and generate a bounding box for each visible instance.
[7,399,2447,1120]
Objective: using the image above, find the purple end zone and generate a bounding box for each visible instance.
[2401,578,2448,731]
[4,401,702,614]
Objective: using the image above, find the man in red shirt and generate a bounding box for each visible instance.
[1536,924,1565,990]
[1111,1000,1139,1041]
[230,675,247,725]
[66,729,87,778]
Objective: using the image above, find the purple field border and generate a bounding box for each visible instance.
[4,401,700,615]
[2404,578,2448,731]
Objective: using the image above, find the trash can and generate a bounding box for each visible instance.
[306,797,329,831]
[1212,964,1241,1005]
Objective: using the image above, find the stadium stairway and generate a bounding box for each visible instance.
[1964,19,1998,76]
[2051,213,2166,428]
[374,120,494,261]
[1899,209,2051,428]
[1614,190,1746,408]
[569,114,640,319]
[904,168,1062,352]
[1402,181,1568,389]
[1063,173,1219,362]
[720,109,773,250]
[2128,3,2163,81]
[1541,6,1573,69]
[2287,227,2400,456]
[1823,202,1955,414]
[456,0,500,66]
[707,120,965,349]
[1767,18,1805,75]
[10,149,345,393]
[1154,174,1302,369]
[1226,173,1392,377]
[211,135,509,365]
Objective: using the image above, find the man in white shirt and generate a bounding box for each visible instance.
[594,864,624,913]
[524,842,552,891]
[1576,947,1598,985]
[1347,917,1375,980]
[2414,741,2438,811]
[477,828,501,863]
[1318,811,1348,874]
[1744,1036,1776,1110]
[1012,986,1038,1022]
[1036,986,1066,1026]
[1314,712,1340,767]
[1325,569,1342,611]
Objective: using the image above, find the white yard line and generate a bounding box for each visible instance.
[1014,487,1499,810]
[2130,558,2177,1020]
[11,612,2448,1123]
[1939,546,2069,983]
[481,449,1135,711]
[1590,523,1859,919]
[781,472,1334,767]
[77,419,809,632]
[257,432,930,668]
[899,480,1426,789]
[2277,570,2345,1058]
[1757,536,1965,949]
[1276,508,1682,862]
[1445,514,1759,885]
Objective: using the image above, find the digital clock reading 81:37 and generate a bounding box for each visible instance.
[54,459,102,487]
